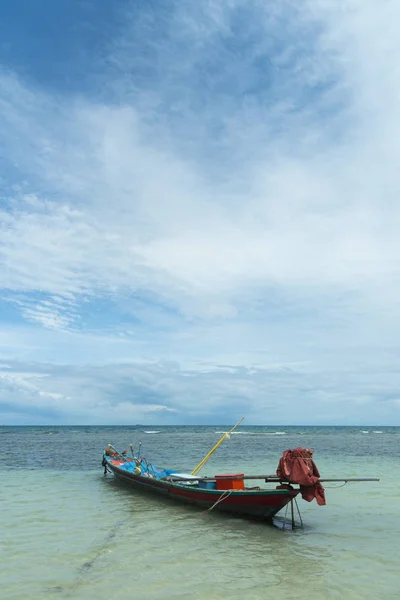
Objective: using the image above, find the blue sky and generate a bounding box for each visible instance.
[1,0,400,425]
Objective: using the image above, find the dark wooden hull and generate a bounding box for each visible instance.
[105,457,299,521]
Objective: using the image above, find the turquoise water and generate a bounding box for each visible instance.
[1,426,399,599]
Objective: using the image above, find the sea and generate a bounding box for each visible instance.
[1,425,399,600]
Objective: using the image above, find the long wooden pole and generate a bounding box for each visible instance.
[191,417,245,475]
[169,474,380,482]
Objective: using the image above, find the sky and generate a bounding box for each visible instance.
[1,0,400,426]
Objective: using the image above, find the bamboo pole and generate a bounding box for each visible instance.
[191,417,245,475]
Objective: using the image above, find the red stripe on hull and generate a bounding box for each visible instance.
[108,461,299,521]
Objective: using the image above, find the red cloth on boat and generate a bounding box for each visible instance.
[276,447,326,505]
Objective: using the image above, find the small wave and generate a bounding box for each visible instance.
[373,430,383,434]
[214,431,286,436]
[215,431,257,435]
[144,430,161,434]
[362,430,369,434]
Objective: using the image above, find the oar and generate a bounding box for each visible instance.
[191,417,245,476]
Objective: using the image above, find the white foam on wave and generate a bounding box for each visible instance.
[373,430,383,434]
[144,430,161,434]
[362,430,369,433]
[215,431,252,435]
[214,431,287,436]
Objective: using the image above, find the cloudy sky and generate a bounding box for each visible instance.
[1,0,400,425]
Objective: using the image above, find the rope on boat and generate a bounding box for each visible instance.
[141,456,156,477]
[202,490,234,513]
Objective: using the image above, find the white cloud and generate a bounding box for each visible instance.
[0,358,398,425]
[1,1,400,423]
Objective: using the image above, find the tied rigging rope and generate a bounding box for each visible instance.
[202,489,234,513]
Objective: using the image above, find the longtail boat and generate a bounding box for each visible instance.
[102,455,301,521]
[102,419,379,526]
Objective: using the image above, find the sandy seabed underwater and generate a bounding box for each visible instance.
[1,425,399,599]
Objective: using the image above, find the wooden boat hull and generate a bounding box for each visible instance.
[105,456,299,521]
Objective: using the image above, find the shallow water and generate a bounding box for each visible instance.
[1,426,399,599]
